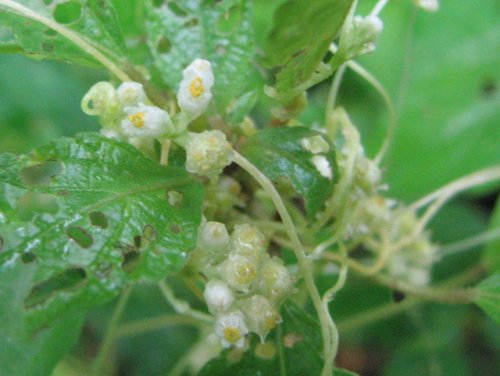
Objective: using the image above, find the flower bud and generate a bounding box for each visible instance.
[240,295,282,342]
[215,310,248,348]
[219,253,258,292]
[198,221,230,263]
[257,256,293,302]
[341,15,384,58]
[120,104,175,138]
[230,224,266,263]
[117,81,147,107]
[177,59,214,119]
[185,130,232,177]
[81,82,122,126]
[414,0,439,12]
[204,279,235,314]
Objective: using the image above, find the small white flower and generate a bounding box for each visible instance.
[177,59,214,118]
[311,155,333,180]
[120,104,174,138]
[215,310,248,348]
[231,224,266,263]
[204,280,235,314]
[185,130,232,177]
[257,256,293,302]
[240,295,282,342]
[414,0,439,12]
[301,135,330,154]
[117,82,147,107]
[219,253,258,292]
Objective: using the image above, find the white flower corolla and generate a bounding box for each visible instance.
[311,155,333,180]
[414,0,439,12]
[81,82,122,126]
[215,310,248,348]
[185,130,232,177]
[240,295,282,342]
[120,104,174,138]
[177,58,214,118]
[117,82,147,107]
[257,256,293,302]
[219,253,258,292]
[204,280,235,314]
[301,135,330,154]
[230,224,266,263]
[341,15,384,58]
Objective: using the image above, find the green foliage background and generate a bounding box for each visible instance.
[0,0,499,375]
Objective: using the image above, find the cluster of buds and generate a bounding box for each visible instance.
[339,14,384,59]
[191,221,294,348]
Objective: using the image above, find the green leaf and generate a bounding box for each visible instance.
[198,302,358,376]
[475,273,500,324]
[0,260,84,376]
[265,0,353,95]
[0,133,204,331]
[225,90,258,126]
[240,126,337,219]
[144,0,255,109]
[483,198,500,272]
[0,0,127,66]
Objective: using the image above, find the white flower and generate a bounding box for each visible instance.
[215,310,248,348]
[231,224,266,263]
[414,0,439,12]
[311,155,333,180]
[177,59,214,118]
[117,82,147,107]
[120,104,174,138]
[185,130,232,177]
[204,280,235,314]
[218,253,258,292]
[257,256,293,302]
[81,82,122,127]
[240,295,282,342]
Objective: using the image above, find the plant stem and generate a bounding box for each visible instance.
[160,139,171,166]
[0,0,130,82]
[437,228,500,257]
[325,64,347,133]
[232,151,335,376]
[116,314,200,338]
[158,280,213,324]
[410,165,500,211]
[92,287,132,376]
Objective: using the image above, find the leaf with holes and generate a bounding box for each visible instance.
[144,0,254,110]
[0,261,85,376]
[240,126,337,219]
[198,302,358,376]
[0,0,127,66]
[474,273,500,325]
[265,0,353,97]
[0,133,204,331]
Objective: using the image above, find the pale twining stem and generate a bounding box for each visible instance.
[116,314,200,338]
[325,63,347,133]
[93,287,132,376]
[0,0,130,82]
[346,61,397,164]
[232,151,335,376]
[322,243,349,364]
[160,139,171,166]
[370,0,389,16]
[438,228,500,257]
[410,166,500,210]
[158,280,213,324]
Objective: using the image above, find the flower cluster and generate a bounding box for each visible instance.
[190,221,294,348]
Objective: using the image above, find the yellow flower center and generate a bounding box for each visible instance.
[128,112,145,128]
[223,326,241,343]
[189,76,204,98]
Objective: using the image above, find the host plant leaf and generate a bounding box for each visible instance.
[0,133,203,331]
